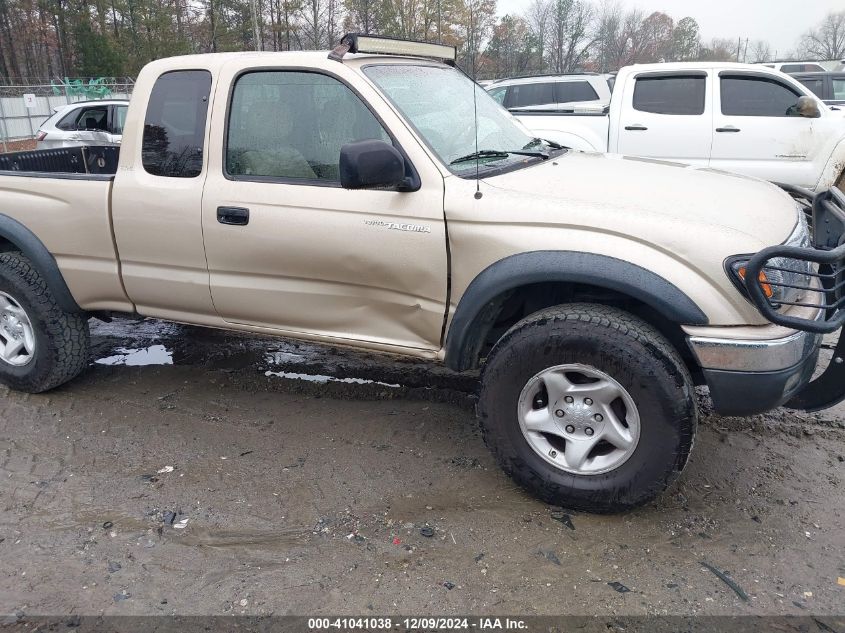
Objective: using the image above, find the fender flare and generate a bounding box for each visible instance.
[0,213,82,313]
[444,250,708,371]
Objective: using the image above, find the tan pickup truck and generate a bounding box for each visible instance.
[1,35,844,513]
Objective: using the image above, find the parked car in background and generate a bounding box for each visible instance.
[486,73,612,111]
[35,99,129,150]
[512,62,845,191]
[758,61,827,73]
[792,71,845,106]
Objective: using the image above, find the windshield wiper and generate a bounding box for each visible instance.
[450,148,548,165]
[524,137,564,150]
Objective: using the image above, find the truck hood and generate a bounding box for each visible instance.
[483,151,798,247]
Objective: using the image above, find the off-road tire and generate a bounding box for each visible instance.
[0,251,89,392]
[478,303,697,513]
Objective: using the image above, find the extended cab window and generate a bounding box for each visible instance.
[505,82,555,108]
[142,70,211,178]
[720,75,801,117]
[226,71,389,182]
[632,75,705,115]
[833,78,845,101]
[556,81,599,102]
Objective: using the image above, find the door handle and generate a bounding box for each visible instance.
[624,124,648,131]
[716,126,741,133]
[217,206,250,226]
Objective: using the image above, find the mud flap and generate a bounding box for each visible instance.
[785,326,845,412]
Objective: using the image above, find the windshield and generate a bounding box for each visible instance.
[363,64,556,176]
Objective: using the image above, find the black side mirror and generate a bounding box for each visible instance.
[339,140,405,190]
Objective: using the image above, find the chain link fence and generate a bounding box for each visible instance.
[0,78,135,152]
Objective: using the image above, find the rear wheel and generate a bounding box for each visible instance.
[478,303,697,513]
[0,252,89,392]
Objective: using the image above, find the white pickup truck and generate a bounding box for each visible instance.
[514,62,845,191]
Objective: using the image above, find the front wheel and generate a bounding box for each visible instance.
[478,303,697,513]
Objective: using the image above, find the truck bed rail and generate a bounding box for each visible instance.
[0,146,119,176]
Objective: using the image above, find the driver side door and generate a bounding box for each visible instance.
[200,67,448,352]
[710,72,821,188]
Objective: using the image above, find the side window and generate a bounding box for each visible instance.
[833,78,845,101]
[556,81,599,103]
[506,82,556,108]
[226,71,390,182]
[632,75,706,115]
[58,106,108,131]
[798,78,825,98]
[488,86,506,105]
[112,105,128,134]
[56,108,80,131]
[142,70,211,178]
[721,76,802,117]
[780,64,804,73]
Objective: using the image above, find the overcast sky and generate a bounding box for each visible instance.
[494,0,843,58]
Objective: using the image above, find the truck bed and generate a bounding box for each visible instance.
[0,146,119,179]
[0,144,129,312]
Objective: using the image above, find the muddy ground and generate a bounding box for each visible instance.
[1,317,844,617]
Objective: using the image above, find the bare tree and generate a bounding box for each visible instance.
[749,39,772,63]
[547,0,593,73]
[523,0,550,72]
[798,10,845,60]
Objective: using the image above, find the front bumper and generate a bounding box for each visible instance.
[707,184,845,414]
[687,317,823,416]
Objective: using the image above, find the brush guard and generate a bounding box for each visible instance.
[744,185,845,411]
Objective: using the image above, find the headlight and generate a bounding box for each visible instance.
[727,209,814,307]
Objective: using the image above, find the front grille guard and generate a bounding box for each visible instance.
[745,186,845,333]
[744,185,845,411]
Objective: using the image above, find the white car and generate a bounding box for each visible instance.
[486,74,612,112]
[512,62,845,191]
[758,61,827,74]
[35,99,129,150]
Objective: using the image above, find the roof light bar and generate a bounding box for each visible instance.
[329,33,457,64]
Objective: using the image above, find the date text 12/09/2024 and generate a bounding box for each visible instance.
[307,618,529,630]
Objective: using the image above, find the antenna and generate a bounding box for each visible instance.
[472,64,481,199]
[470,7,482,200]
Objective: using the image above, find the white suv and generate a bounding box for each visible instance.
[486,74,612,112]
[35,99,129,150]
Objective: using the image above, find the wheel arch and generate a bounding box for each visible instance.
[0,213,82,314]
[444,251,708,372]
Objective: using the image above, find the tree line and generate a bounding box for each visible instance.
[0,0,842,83]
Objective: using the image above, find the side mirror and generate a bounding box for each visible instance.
[796,96,821,118]
[339,140,405,190]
